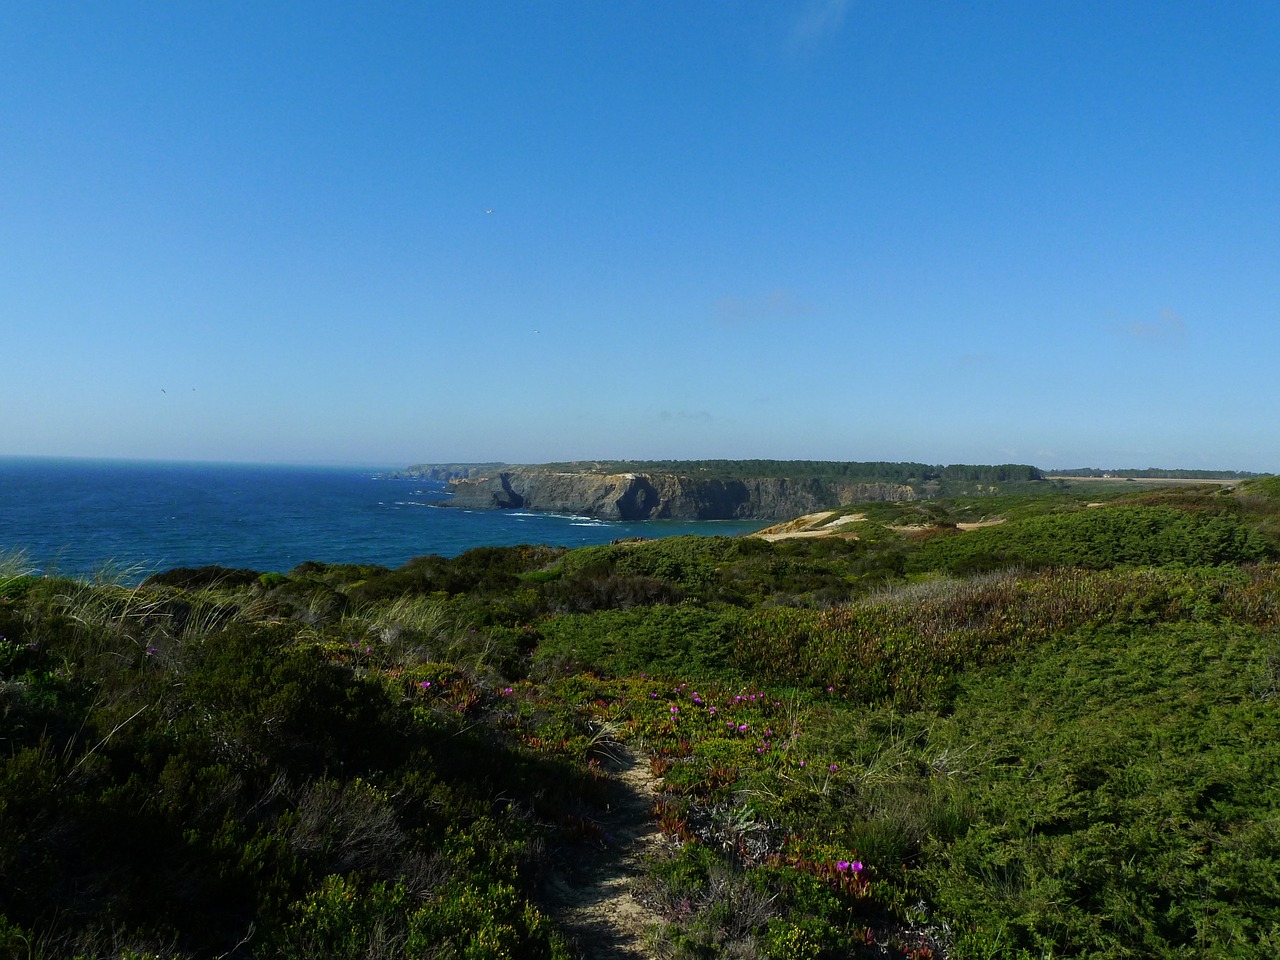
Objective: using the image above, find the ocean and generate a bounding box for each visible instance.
[0,457,766,582]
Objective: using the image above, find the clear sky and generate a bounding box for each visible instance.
[3,1,1277,471]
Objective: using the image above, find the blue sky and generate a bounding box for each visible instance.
[2,1,1277,471]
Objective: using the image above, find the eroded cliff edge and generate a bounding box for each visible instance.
[446,468,918,521]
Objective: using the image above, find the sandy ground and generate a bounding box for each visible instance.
[954,519,1007,530]
[754,511,866,541]
[546,745,666,958]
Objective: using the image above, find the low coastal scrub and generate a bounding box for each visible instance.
[2,482,1279,957]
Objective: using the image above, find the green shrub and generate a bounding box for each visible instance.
[908,506,1271,574]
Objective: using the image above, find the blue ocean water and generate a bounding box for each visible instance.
[0,457,766,581]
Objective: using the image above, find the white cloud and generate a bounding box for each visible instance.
[1119,310,1187,348]
[789,0,851,51]
[712,289,815,326]
[658,409,714,423]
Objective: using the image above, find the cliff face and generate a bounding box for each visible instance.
[446,469,917,520]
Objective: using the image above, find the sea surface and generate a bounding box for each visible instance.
[0,457,766,582]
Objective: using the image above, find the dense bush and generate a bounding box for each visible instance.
[908,505,1272,574]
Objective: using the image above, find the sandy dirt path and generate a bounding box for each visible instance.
[546,744,666,958]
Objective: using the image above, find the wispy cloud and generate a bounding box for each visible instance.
[659,409,714,423]
[1118,310,1187,348]
[788,0,851,52]
[955,352,994,369]
[712,289,814,327]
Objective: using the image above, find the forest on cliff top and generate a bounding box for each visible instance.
[2,478,1279,958]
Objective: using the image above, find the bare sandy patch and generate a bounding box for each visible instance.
[955,519,1007,531]
[753,511,867,541]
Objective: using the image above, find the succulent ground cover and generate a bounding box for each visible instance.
[1,480,1278,958]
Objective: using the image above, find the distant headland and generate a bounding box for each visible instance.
[397,460,1260,522]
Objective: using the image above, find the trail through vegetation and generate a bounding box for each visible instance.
[546,743,665,958]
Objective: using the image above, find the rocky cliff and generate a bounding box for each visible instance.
[446,468,918,520]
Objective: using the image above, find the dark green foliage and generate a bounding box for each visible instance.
[908,506,1272,574]
[923,620,1280,957]
[536,603,745,677]
[180,622,399,775]
[142,564,263,589]
[0,588,579,958]
[343,544,565,605]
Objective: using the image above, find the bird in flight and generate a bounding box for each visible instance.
[485,209,494,214]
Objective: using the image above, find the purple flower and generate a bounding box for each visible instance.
[419,681,431,689]
[737,723,748,733]
[851,860,864,873]
[837,860,851,872]
[829,763,838,772]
